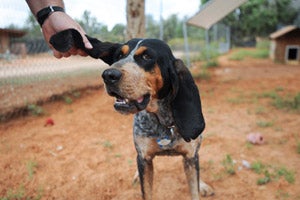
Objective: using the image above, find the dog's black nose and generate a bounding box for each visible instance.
[102,68,122,84]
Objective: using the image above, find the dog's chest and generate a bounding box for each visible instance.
[133,104,180,149]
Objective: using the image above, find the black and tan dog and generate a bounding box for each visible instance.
[50,29,214,200]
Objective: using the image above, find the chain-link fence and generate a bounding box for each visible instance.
[0,32,108,121]
[0,49,107,121]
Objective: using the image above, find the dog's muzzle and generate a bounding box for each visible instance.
[102,68,150,114]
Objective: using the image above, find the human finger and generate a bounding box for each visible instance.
[76,28,93,49]
[78,49,88,57]
[62,52,71,58]
[53,50,63,59]
[69,48,78,55]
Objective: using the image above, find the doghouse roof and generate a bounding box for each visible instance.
[187,0,248,29]
[0,28,27,38]
[270,25,299,39]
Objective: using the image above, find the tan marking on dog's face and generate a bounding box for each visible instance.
[134,46,147,56]
[121,45,130,55]
[144,64,163,112]
[145,64,164,98]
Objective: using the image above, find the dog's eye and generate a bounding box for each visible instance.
[142,53,151,61]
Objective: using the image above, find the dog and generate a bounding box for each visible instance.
[50,29,214,200]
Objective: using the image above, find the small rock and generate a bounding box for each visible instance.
[56,145,63,151]
[242,160,251,169]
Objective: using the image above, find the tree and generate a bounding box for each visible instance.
[126,0,145,39]
[146,15,160,38]
[163,14,182,41]
[200,0,210,7]
[110,24,126,42]
[221,0,297,46]
[77,10,102,36]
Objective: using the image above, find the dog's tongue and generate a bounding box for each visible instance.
[137,96,144,103]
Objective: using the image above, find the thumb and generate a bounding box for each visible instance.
[79,31,93,49]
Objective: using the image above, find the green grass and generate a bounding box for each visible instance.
[0,185,43,200]
[297,142,300,154]
[27,104,44,116]
[276,167,295,184]
[191,67,211,80]
[63,95,73,104]
[256,40,270,50]
[251,161,266,174]
[275,190,290,200]
[272,92,300,110]
[1,160,43,200]
[229,49,249,60]
[259,91,279,99]
[251,49,269,59]
[0,185,25,200]
[222,154,236,175]
[26,160,38,180]
[227,96,244,104]
[257,170,271,185]
[251,161,295,185]
[256,120,274,128]
[255,106,266,114]
[204,59,219,68]
[258,90,300,112]
[229,49,269,61]
[103,140,113,149]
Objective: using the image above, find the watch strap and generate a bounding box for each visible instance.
[36,6,65,27]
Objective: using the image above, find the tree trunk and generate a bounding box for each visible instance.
[126,0,145,40]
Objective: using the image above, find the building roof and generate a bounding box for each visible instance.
[269,25,299,39]
[187,0,248,29]
[0,28,27,37]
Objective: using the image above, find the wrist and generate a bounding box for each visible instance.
[37,6,65,27]
[26,0,64,15]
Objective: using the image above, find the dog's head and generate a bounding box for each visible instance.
[102,38,177,114]
[50,29,205,142]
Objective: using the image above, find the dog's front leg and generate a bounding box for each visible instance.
[183,154,200,200]
[137,154,154,200]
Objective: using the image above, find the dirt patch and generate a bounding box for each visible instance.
[1,52,300,200]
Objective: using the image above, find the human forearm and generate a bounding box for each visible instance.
[26,0,65,16]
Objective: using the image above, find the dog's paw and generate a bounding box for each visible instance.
[200,179,214,197]
[132,170,140,185]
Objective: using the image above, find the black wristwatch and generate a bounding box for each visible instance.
[36,6,65,27]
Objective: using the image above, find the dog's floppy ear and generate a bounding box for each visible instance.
[49,29,121,65]
[171,59,205,142]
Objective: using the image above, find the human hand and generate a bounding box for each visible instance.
[42,11,93,58]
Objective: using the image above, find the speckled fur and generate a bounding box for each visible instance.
[133,94,208,200]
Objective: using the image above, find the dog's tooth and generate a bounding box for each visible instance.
[115,98,128,105]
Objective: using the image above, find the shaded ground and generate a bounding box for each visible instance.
[1,50,300,200]
[0,54,106,117]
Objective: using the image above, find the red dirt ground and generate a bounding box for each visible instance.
[1,51,300,200]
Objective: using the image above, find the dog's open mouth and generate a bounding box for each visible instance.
[112,93,150,114]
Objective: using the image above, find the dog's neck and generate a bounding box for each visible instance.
[152,95,174,128]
